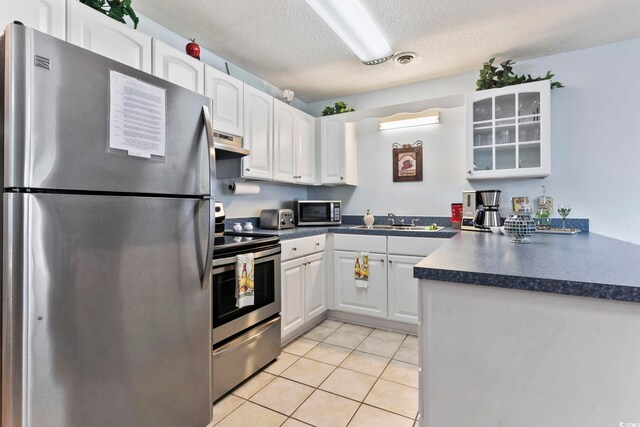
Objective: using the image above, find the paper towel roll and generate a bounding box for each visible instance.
[227,180,261,195]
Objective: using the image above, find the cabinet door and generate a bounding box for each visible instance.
[334,250,387,319]
[242,84,273,180]
[295,111,316,185]
[320,115,345,184]
[466,80,550,180]
[305,252,326,320]
[387,255,424,324]
[152,39,204,93]
[273,100,296,183]
[281,258,305,341]
[204,65,244,136]
[1,0,66,39]
[67,0,152,72]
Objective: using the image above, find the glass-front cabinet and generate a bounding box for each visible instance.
[465,80,551,179]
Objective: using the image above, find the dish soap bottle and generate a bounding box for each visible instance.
[363,209,375,227]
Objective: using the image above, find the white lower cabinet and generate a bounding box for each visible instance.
[280,237,327,343]
[333,250,387,319]
[387,255,424,324]
[305,252,326,319]
[332,235,447,326]
[281,258,305,338]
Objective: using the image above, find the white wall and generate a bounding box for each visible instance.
[308,38,640,244]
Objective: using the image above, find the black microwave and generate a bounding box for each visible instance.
[294,200,342,226]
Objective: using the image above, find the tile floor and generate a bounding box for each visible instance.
[212,320,420,427]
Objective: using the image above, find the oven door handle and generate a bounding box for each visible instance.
[212,317,280,359]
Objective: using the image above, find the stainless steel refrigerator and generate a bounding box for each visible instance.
[1,24,215,426]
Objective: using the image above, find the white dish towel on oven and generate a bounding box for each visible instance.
[236,253,255,308]
[354,251,369,289]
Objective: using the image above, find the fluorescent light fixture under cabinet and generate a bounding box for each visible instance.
[305,0,393,65]
[379,110,441,130]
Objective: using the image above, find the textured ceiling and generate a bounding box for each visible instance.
[134,0,640,102]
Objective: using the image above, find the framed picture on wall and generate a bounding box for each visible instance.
[392,141,423,182]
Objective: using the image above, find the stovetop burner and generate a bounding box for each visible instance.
[213,232,280,258]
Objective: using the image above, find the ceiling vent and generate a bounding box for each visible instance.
[394,51,417,65]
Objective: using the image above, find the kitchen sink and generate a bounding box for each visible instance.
[350,225,444,231]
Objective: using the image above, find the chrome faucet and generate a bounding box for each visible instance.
[387,213,404,225]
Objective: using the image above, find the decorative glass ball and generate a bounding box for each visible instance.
[503,210,536,243]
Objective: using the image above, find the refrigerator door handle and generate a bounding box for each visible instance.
[201,104,217,289]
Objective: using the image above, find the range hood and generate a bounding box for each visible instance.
[214,131,249,160]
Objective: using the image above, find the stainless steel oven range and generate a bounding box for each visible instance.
[211,230,281,402]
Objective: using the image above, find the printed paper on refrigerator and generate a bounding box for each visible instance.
[109,71,166,158]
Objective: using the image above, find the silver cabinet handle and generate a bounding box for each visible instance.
[467,170,472,174]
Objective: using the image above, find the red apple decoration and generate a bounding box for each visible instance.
[186,38,200,60]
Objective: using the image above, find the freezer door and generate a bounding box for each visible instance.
[2,193,212,427]
[4,24,211,195]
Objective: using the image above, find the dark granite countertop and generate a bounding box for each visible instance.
[414,231,640,303]
[226,225,458,240]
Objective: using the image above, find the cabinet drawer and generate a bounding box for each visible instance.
[334,234,386,253]
[387,236,447,257]
[281,234,326,261]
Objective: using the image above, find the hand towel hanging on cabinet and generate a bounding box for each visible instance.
[355,252,369,288]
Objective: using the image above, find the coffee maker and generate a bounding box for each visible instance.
[461,190,502,231]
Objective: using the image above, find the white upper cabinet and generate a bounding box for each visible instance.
[242,84,273,180]
[466,80,551,180]
[273,100,316,184]
[294,110,316,185]
[1,0,66,39]
[67,0,152,72]
[319,115,357,185]
[273,100,297,183]
[152,39,204,93]
[204,65,244,136]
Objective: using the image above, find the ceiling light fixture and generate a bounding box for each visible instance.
[379,109,441,130]
[305,0,393,65]
[394,51,417,65]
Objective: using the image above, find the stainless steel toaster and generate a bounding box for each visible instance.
[260,209,295,229]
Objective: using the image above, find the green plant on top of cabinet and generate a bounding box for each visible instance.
[318,115,357,185]
[204,65,244,137]
[242,84,274,180]
[1,0,66,39]
[466,80,550,180]
[152,39,204,93]
[67,0,152,72]
[273,99,316,185]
